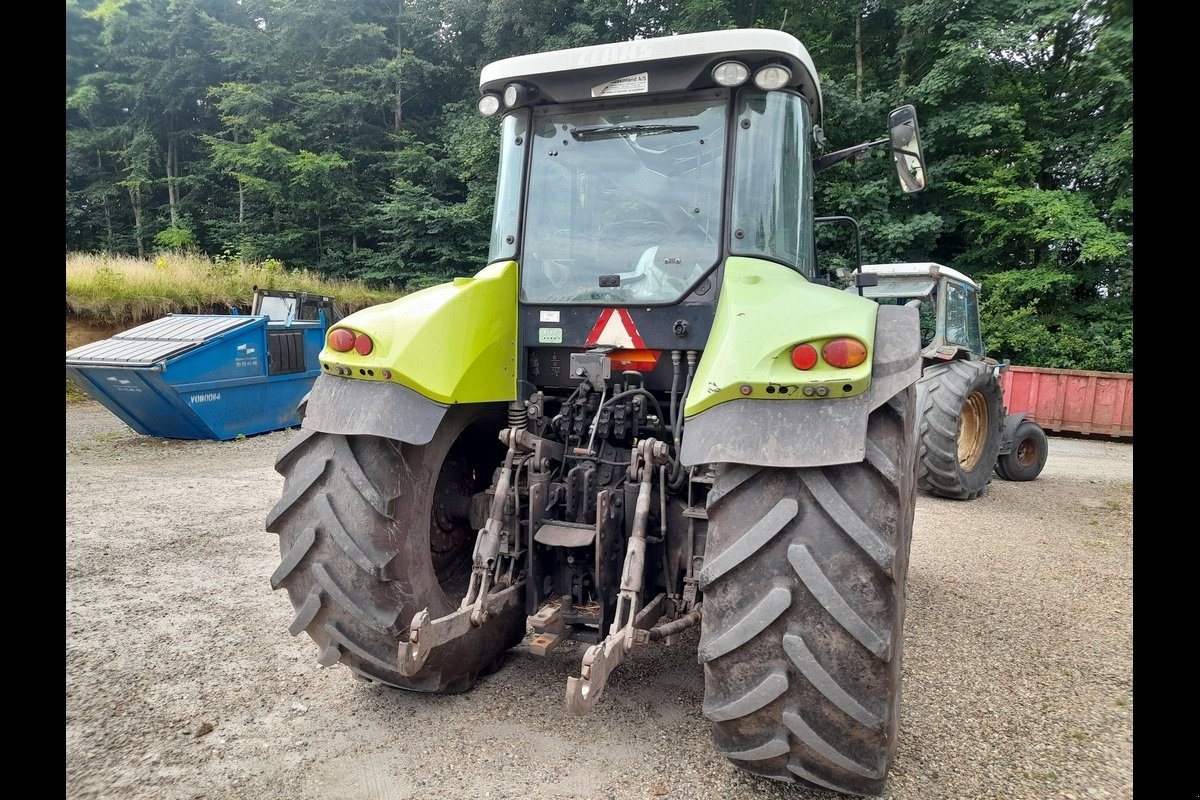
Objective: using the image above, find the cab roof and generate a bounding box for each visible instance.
[480,29,823,124]
[860,262,981,290]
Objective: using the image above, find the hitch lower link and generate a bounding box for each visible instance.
[396,426,532,677]
[565,438,672,715]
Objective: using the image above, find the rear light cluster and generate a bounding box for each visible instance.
[327,328,374,356]
[790,338,867,370]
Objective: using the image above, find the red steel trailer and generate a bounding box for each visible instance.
[999,365,1133,439]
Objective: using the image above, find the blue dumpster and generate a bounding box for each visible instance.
[65,290,340,441]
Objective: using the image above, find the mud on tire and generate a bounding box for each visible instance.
[265,405,526,692]
[699,386,917,795]
[915,360,1004,500]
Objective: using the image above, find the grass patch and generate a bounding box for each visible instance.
[66,379,90,404]
[66,251,403,325]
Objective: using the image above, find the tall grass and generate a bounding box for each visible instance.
[66,251,403,324]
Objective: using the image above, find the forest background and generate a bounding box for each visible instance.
[65,0,1133,371]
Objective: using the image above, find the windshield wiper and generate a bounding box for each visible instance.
[570,124,699,141]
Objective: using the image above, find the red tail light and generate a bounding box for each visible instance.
[823,338,867,368]
[791,344,818,370]
[328,328,356,352]
[354,333,374,356]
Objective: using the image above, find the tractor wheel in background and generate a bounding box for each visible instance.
[994,419,1049,482]
[265,405,526,692]
[915,360,1004,500]
[699,386,917,795]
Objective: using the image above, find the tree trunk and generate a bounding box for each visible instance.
[238,178,245,224]
[166,134,179,228]
[393,1,404,136]
[855,9,864,103]
[102,195,114,255]
[129,184,144,260]
[97,148,114,253]
[898,0,913,90]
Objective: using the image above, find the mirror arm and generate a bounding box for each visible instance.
[813,138,889,172]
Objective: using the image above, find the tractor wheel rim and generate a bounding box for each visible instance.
[1016,438,1039,468]
[958,391,988,471]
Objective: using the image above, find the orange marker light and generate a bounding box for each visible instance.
[354,333,374,356]
[823,338,867,369]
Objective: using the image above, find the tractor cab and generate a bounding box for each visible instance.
[855,262,986,362]
[473,29,924,392]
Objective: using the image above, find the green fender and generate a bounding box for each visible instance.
[300,261,517,445]
[679,258,922,468]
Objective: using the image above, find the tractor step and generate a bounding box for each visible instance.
[682,506,708,520]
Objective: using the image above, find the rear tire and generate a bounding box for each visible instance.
[699,386,917,795]
[265,405,526,692]
[916,360,1003,500]
[995,420,1048,481]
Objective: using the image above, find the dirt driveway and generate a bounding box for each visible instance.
[66,399,1132,800]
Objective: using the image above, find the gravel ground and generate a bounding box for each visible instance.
[66,398,1132,800]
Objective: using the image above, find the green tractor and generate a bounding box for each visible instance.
[267,29,931,796]
[854,263,1050,498]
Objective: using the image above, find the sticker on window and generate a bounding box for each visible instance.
[591,73,648,98]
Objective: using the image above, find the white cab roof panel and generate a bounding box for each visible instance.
[480,29,822,123]
[860,262,980,290]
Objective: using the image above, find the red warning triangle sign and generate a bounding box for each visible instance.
[584,309,660,372]
[584,308,647,349]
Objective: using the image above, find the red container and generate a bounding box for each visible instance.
[999,365,1133,439]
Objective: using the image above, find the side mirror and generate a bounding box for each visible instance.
[888,105,927,193]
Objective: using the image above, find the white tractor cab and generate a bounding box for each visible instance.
[855,262,984,360]
[852,262,1049,495]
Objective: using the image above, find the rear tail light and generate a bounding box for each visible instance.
[354,333,374,356]
[790,344,818,370]
[823,338,867,369]
[328,328,356,352]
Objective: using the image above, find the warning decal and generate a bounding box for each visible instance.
[584,308,660,372]
[584,308,647,349]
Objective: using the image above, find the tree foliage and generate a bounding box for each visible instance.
[66,0,1132,370]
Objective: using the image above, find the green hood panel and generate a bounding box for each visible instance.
[684,257,878,417]
[320,261,517,404]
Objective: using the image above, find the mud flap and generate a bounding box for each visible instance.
[300,374,450,445]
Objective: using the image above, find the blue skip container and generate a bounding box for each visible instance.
[65,290,341,441]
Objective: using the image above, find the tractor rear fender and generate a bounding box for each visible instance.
[678,305,920,467]
[298,260,518,445]
[315,261,518,406]
[998,411,1030,456]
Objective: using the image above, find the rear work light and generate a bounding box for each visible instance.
[790,343,818,370]
[712,61,750,87]
[354,333,374,356]
[328,328,356,352]
[753,64,792,91]
[823,338,868,369]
